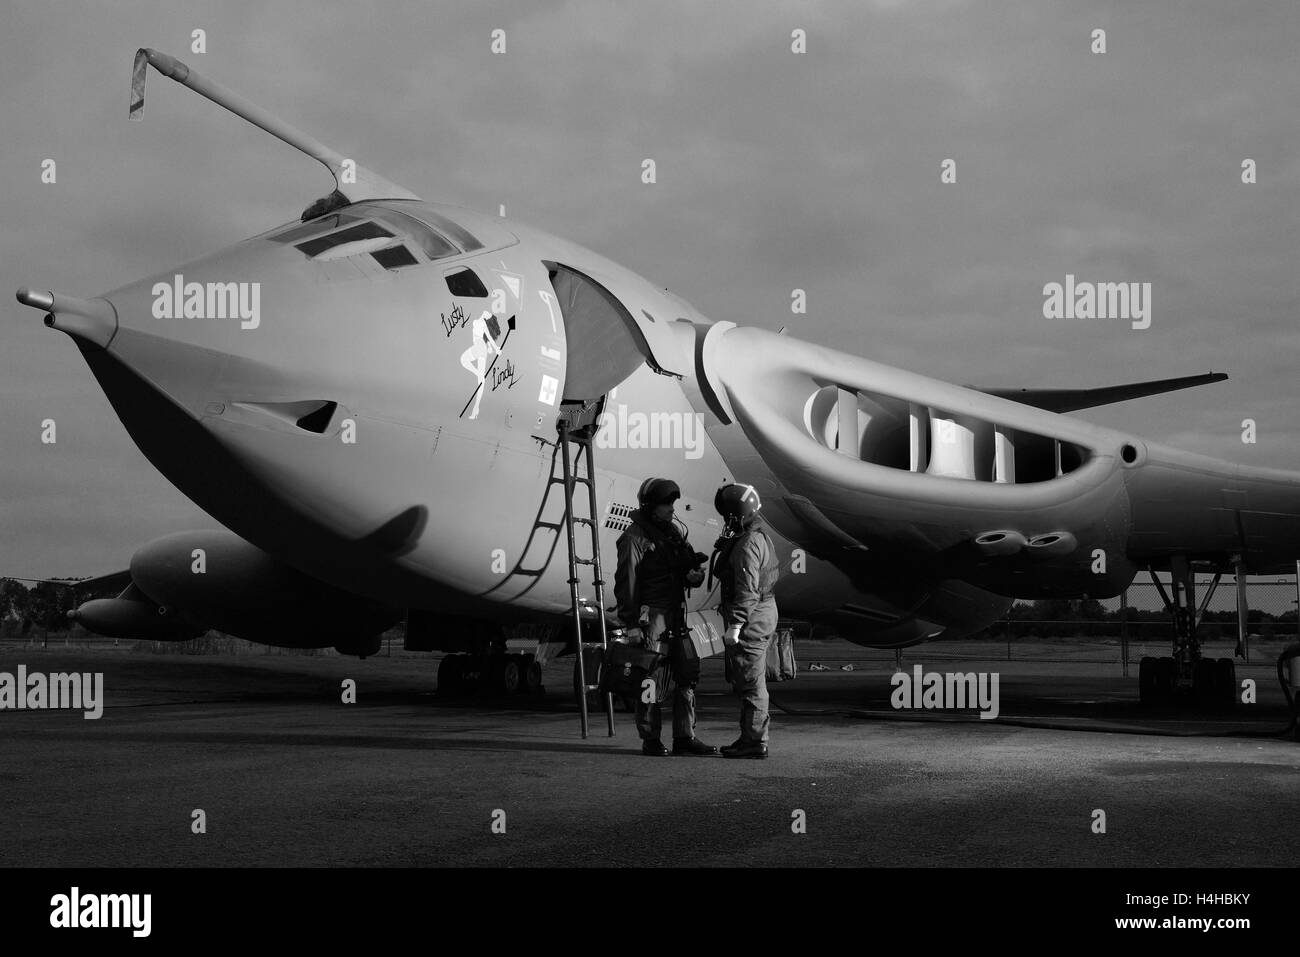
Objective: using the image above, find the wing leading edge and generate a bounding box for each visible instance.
[974,372,1228,413]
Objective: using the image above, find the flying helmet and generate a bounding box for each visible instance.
[714,483,761,523]
[638,477,681,507]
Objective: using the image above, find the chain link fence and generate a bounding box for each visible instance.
[979,575,1299,670]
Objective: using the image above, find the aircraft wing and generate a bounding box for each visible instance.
[71,569,134,595]
[972,372,1228,413]
[698,324,1300,602]
[5,570,132,595]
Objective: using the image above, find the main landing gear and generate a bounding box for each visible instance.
[1137,556,1237,711]
[437,650,544,697]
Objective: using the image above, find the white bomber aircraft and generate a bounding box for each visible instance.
[17,50,1300,716]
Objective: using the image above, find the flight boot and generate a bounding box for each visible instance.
[722,740,768,759]
[672,736,719,756]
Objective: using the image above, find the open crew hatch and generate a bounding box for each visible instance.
[544,262,685,403]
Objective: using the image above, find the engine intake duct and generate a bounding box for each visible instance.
[703,325,1122,553]
[803,384,1090,484]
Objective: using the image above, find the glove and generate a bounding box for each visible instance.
[723,625,742,647]
[684,567,705,588]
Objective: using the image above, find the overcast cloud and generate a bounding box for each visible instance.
[1,0,1296,576]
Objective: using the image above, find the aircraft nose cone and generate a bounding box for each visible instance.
[16,287,118,349]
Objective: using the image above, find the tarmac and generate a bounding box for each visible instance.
[1,638,1297,867]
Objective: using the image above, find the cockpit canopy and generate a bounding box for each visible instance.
[263,203,488,273]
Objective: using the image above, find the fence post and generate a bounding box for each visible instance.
[1235,562,1249,664]
[1120,587,1129,677]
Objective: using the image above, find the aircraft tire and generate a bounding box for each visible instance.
[522,655,544,695]
[501,655,523,695]
[1154,657,1177,702]
[1214,658,1236,711]
[1192,658,1216,710]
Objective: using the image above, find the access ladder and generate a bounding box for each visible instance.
[556,406,616,738]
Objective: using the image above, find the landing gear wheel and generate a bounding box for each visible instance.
[1214,657,1237,711]
[1139,656,1157,707]
[501,655,523,695]
[1154,657,1177,704]
[1192,658,1216,710]
[521,655,544,695]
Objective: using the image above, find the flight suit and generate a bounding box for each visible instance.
[715,515,780,744]
[614,510,702,742]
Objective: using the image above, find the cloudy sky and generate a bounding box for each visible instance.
[1,0,1296,577]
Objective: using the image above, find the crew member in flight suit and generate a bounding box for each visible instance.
[614,477,716,757]
[712,484,780,759]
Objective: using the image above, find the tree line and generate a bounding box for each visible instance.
[977,598,1298,641]
[0,578,108,637]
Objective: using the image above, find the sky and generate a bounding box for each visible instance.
[1,0,1297,577]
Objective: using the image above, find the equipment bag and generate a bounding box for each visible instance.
[598,641,665,702]
[766,627,797,681]
[724,642,739,687]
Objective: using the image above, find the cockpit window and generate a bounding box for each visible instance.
[396,221,457,260]
[267,213,359,245]
[296,221,394,258]
[372,245,419,269]
[363,206,463,258]
[282,209,461,271]
[263,203,490,273]
[445,267,489,297]
[406,209,484,253]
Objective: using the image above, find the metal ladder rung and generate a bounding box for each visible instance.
[558,418,613,740]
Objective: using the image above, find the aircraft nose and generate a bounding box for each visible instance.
[16,287,118,349]
[63,241,284,422]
